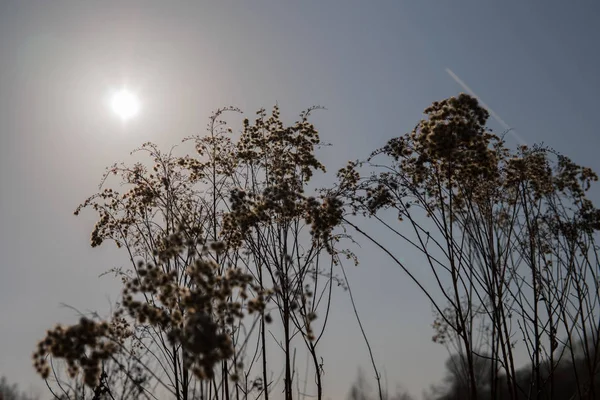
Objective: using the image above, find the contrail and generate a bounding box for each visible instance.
[445,68,526,145]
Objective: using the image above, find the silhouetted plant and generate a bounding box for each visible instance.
[35,105,344,400]
[34,94,600,400]
[41,340,150,400]
[337,93,600,399]
[220,105,345,400]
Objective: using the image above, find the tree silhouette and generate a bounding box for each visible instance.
[0,376,39,400]
[346,369,414,400]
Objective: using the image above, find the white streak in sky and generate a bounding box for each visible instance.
[445,68,526,145]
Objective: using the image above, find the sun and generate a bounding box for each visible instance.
[111,89,140,120]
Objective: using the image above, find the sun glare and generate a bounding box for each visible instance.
[111,89,140,120]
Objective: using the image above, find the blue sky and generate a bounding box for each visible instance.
[1,1,599,398]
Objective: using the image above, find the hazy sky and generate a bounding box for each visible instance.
[1,1,599,399]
